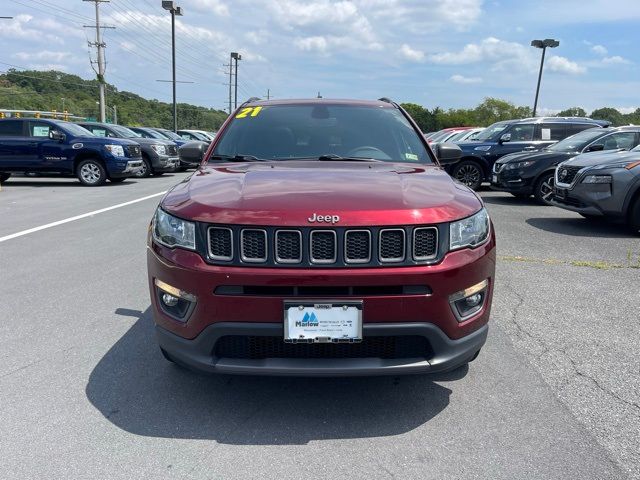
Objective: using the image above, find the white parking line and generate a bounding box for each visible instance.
[0,191,167,243]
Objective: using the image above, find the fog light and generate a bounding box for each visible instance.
[162,293,179,306]
[449,279,488,322]
[154,278,196,322]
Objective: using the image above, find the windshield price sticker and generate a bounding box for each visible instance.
[235,106,263,118]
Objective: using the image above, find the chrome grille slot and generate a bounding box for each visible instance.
[345,230,371,263]
[241,229,267,262]
[413,227,438,260]
[275,230,302,263]
[310,230,337,264]
[379,229,405,262]
[208,227,233,261]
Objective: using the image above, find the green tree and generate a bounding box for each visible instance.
[590,107,625,126]
[557,107,587,117]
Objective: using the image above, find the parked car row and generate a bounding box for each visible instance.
[0,117,212,186]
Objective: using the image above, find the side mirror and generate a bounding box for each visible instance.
[499,133,511,144]
[48,130,66,143]
[435,142,462,165]
[178,141,207,164]
[586,144,604,152]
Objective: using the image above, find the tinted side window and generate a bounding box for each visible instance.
[602,132,637,150]
[570,124,597,135]
[537,123,566,141]
[0,120,24,137]
[508,124,535,141]
[29,121,53,137]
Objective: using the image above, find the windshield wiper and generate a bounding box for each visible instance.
[317,154,382,162]
[210,154,265,162]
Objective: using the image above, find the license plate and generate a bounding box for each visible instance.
[284,300,363,343]
[492,174,498,183]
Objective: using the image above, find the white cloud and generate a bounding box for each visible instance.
[355,0,482,32]
[591,44,607,56]
[427,37,537,72]
[547,55,587,75]
[617,107,638,114]
[268,1,381,54]
[602,55,632,65]
[294,36,329,53]
[188,0,229,16]
[245,30,269,45]
[13,51,73,62]
[450,74,482,84]
[399,44,424,62]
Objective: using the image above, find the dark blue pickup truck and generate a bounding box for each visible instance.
[0,118,143,186]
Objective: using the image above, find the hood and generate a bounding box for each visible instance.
[162,161,483,226]
[457,141,494,152]
[496,149,573,165]
[74,135,139,147]
[127,137,175,147]
[564,149,636,168]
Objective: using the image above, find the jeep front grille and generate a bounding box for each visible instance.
[166,145,178,156]
[205,225,441,268]
[126,145,141,157]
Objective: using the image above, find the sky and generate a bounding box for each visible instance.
[1,0,639,115]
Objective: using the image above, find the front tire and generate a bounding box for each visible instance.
[534,172,555,205]
[76,159,106,186]
[453,161,483,190]
[628,198,640,234]
[135,157,152,178]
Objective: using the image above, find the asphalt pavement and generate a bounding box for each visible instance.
[0,173,638,479]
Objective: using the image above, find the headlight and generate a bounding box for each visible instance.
[450,208,490,251]
[151,144,167,155]
[582,175,612,184]
[105,144,125,157]
[152,208,195,250]
[474,146,491,152]
[505,160,536,170]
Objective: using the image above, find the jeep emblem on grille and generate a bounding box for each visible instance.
[308,213,340,224]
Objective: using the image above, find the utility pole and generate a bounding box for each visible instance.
[162,2,183,132]
[84,0,114,123]
[112,104,117,124]
[231,52,241,110]
[226,57,232,114]
[266,89,270,100]
[531,38,559,117]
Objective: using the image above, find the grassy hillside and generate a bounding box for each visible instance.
[0,69,228,130]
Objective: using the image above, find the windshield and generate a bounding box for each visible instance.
[61,122,95,137]
[157,129,181,140]
[546,129,604,152]
[473,122,509,141]
[213,104,433,164]
[142,128,168,140]
[109,125,140,138]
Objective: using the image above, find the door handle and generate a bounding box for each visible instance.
[523,146,536,151]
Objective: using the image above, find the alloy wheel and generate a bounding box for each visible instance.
[80,163,102,184]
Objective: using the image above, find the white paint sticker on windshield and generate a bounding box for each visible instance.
[405,153,419,161]
[33,126,50,137]
[541,128,551,140]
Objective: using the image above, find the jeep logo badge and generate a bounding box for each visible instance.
[308,213,340,224]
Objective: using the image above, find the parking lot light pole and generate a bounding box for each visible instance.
[531,38,559,117]
[162,1,183,132]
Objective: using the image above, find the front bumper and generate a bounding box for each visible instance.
[147,232,495,376]
[490,168,534,194]
[153,156,180,172]
[156,321,488,376]
[551,176,627,218]
[109,159,144,178]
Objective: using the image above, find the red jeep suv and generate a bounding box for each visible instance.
[147,98,496,376]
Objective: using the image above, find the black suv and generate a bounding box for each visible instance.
[449,117,610,190]
[79,122,179,177]
[491,127,640,204]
